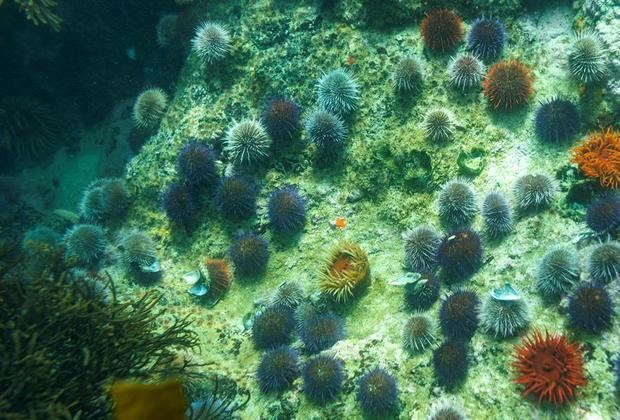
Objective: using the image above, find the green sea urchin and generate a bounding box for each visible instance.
[423,109,455,142]
[568,32,606,83]
[192,22,231,64]
[133,88,168,129]
[224,119,271,166]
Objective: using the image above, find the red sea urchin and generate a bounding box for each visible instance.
[483,60,534,111]
[420,9,463,52]
[512,330,586,405]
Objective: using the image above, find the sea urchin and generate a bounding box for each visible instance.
[483,60,533,111]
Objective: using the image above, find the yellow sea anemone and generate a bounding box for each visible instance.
[319,241,370,303]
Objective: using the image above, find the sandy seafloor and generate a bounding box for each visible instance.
[21,0,620,418]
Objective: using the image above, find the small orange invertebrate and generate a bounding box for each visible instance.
[571,128,620,188]
[334,217,346,229]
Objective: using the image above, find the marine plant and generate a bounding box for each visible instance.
[429,397,466,420]
[403,225,441,273]
[404,272,440,311]
[301,354,344,404]
[536,244,579,297]
[132,88,168,129]
[214,176,257,222]
[304,108,347,150]
[260,96,301,143]
[224,119,271,166]
[483,60,534,111]
[192,22,231,64]
[512,330,586,405]
[251,305,295,350]
[63,224,107,266]
[268,186,306,234]
[356,368,399,417]
[572,128,620,189]
[585,194,620,233]
[481,191,512,238]
[118,230,157,270]
[318,240,370,303]
[423,109,455,142]
[270,280,304,309]
[467,17,506,60]
[256,345,299,393]
[419,9,463,52]
[3,0,62,31]
[0,271,198,418]
[567,282,613,333]
[0,96,59,158]
[567,31,607,83]
[229,232,269,276]
[534,98,580,143]
[162,181,199,226]
[402,313,436,353]
[439,290,480,340]
[436,229,483,279]
[448,53,485,90]
[176,141,218,188]
[299,310,344,354]
[588,241,620,284]
[437,180,477,228]
[316,69,359,115]
[393,56,424,93]
[480,286,530,338]
[513,173,556,211]
[433,340,469,389]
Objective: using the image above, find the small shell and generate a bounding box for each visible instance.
[183,270,202,285]
[388,272,423,286]
[491,283,521,301]
[138,259,161,273]
[188,283,209,297]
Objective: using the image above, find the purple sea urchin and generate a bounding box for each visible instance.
[256,346,299,393]
[299,310,344,354]
[357,368,399,417]
[439,290,480,340]
[467,17,506,60]
[268,186,306,234]
[534,98,580,143]
[251,305,295,350]
[176,141,218,188]
[260,96,301,143]
[162,181,199,226]
[229,232,269,276]
[433,340,469,388]
[214,176,257,222]
[585,194,620,233]
[567,282,613,333]
[301,354,344,404]
[437,229,483,279]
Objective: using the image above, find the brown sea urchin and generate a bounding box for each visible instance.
[483,60,533,111]
[420,9,463,52]
[319,241,370,303]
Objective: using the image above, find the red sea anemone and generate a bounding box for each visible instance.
[419,9,463,52]
[512,330,586,405]
[483,60,533,111]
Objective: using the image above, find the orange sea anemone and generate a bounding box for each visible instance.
[319,241,370,303]
[571,128,620,189]
[512,330,586,405]
[483,60,534,111]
